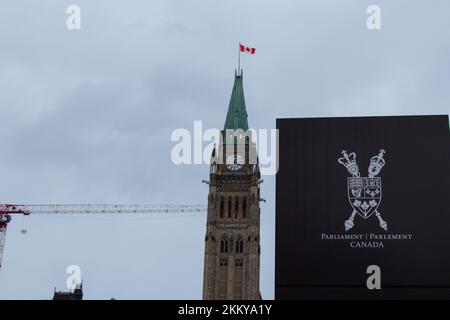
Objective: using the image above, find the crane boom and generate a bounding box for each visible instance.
[0,204,207,215]
[0,203,206,270]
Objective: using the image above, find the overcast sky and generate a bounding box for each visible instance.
[0,0,449,299]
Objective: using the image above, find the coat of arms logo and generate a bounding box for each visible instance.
[338,149,388,232]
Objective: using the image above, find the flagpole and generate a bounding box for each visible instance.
[238,42,241,75]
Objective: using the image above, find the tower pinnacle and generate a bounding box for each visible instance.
[223,71,249,132]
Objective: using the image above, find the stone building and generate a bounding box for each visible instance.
[52,283,83,300]
[202,71,261,300]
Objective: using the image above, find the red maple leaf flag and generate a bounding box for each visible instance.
[239,43,256,54]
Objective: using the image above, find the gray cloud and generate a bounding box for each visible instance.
[0,0,448,299]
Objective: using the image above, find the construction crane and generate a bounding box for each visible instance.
[0,203,207,270]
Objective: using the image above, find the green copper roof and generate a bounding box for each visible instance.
[223,71,249,132]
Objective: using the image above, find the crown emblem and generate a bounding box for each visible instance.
[338,150,360,177]
[337,148,388,232]
[368,149,386,177]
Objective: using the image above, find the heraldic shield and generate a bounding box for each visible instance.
[347,177,381,219]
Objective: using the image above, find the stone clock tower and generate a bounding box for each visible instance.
[202,71,262,300]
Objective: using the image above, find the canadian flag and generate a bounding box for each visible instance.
[240,44,256,54]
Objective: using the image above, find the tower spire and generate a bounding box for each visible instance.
[223,71,249,132]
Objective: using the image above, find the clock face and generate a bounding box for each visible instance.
[226,154,244,171]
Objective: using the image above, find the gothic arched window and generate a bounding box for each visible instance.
[228,197,232,218]
[220,236,228,253]
[220,197,224,218]
[235,236,244,254]
[235,196,239,218]
[242,197,247,219]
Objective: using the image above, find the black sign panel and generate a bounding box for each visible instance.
[275,115,450,299]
